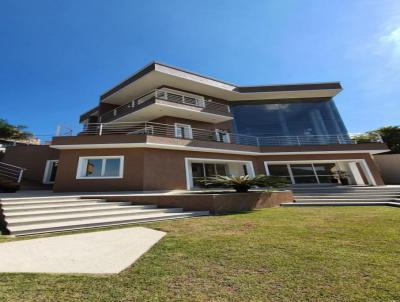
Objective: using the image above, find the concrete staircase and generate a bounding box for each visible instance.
[281,185,400,208]
[0,196,209,236]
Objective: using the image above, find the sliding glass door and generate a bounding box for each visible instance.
[191,162,228,188]
[267,162,337,184]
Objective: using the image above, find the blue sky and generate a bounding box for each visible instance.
[1,0,399,141]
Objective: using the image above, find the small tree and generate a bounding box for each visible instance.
[370,126,400,153]
[202,175,288,193]
[0,119,33,140]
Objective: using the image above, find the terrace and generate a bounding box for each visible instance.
[99,89,232,124]
[76,121,383,147]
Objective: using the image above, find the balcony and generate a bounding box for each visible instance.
[99,89,232,124]
[77,122,383,147]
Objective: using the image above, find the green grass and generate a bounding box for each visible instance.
[0,207,399,302]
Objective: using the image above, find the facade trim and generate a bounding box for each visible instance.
[50,143,388,156]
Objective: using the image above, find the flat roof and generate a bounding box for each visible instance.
[100,61,342,104]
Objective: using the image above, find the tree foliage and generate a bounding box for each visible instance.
[0,119,33,140]
[370,126,400,153]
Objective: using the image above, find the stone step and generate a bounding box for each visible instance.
[0,196,84,202]
[0,198,106,207]
[4,204,157,219]
[2,201,132,213]
[8,211,210,236]
[6,208,184,226]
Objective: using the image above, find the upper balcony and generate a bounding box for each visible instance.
[99,89,233,124]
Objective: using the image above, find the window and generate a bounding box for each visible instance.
[266,162,338,184]
[191,162,228,188]
[215,129,230,143]
[175,123,193,139]
[77,156,123,179]
[43,160,58,184]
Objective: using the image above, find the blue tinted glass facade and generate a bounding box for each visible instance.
[231,99,348,138]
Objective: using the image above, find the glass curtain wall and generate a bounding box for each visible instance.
[231,98,349,145]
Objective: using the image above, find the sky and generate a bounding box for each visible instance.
[0,0,399,142]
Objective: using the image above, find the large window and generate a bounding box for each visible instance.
[266,162,337,184]
[76,156,124,179]
[231,99,349,144]
[191,162,228,187]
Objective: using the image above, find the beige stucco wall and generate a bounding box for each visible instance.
[373,154,400,184]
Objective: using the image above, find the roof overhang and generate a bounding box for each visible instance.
[100,62,343,105]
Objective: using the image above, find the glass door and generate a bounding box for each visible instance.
[290,164,318,184]
[313,163,337,183]
[267,162,338,184]
[191,162,228,188]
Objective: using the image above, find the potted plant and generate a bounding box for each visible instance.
[333,170,350,185]
[202,174,288,193]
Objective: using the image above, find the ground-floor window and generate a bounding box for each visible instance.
[186,158,254,189]
[76,156,124,179]
[191,162,229,187]
[43,160,59,184]
[266,162,337,184]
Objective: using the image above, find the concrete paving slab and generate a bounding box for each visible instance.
[0,227,166,274]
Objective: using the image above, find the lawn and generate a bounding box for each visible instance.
[0,207,399,302]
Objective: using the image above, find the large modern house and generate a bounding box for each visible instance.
[1,62,390,192]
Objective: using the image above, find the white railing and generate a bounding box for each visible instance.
[99,89,231,123]
[349,132,384,144]
[79,122,383,147]
[0,162,25,183]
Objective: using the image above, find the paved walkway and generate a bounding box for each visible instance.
[0,227,165,274]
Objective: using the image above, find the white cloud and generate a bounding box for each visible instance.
[379,27,400,55]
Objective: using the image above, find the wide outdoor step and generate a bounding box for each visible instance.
[9,211,210,236]
[4,204,156,219]
[2,201,132,212]
[0,198,106,207]
[6,208,184,226]
[0,196,85,202]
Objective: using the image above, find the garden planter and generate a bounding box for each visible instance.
[88,190,294,215]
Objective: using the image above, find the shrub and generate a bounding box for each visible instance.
[202,174,288,193]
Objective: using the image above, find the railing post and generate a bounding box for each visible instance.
[55,125,61,136]
[17,169,23,183]
[337,135,342,144]
[296,136,301,145]
[256,137,260,146]
[99,123,103,135]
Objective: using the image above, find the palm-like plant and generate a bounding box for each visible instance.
[202,175,288,193]
[0,119,33,140]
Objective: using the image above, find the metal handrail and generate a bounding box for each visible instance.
[79,122,383,147]
[99,89,231,123]
[0,162,25,183]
